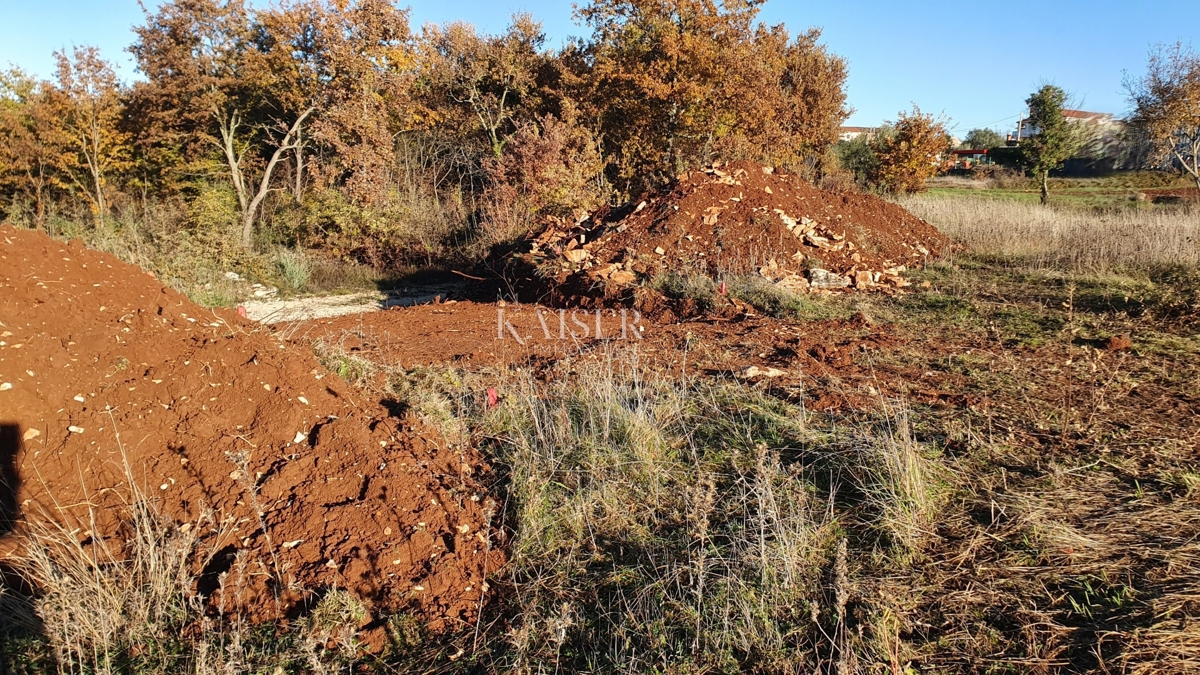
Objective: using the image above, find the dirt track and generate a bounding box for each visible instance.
[0,225,502,629]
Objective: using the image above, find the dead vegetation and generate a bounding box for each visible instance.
[898,193,1200,273]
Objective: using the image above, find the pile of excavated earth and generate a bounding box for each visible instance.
[0,225,502,630]
[524,159,950,298]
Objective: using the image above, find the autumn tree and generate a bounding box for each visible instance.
[130,0,315,246]
[1126,43,1200,193]
[871,106,951,194]
[708,23,849,177]
[574,0,763,188]
[305,0,415,205]
[572,0,848,193]
[251,0,331,201]
[481,101,609,244]
[128,0,252,180]
[1021,85,1082,205]
[0,70,67,228]
[48,47,131,219]
[418,15,551,161]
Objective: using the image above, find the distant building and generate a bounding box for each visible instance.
[839,126,878,142]
[1014,109,1120,141]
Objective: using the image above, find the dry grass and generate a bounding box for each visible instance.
[0,457,373,675]
[899,193,1200,274]
[357,353,942,673]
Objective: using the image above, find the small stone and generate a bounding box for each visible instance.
[738,366,787,380]
[775,275,810,295]
[0,383,11,391]
[457,524,471,534]
[654,247,666,255]
[74,395,86,402]
[807,269,850,289]
[854,270,874,290]
[609,270,638,286]
[564,249,590,263]
[282,540,303,549]
[293,430,307,444]
[68,426,84,434]
[23,428,40,441]
[298,396,309,405]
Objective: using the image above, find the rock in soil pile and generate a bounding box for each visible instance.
[0,224,502,630]
[525,160,950,297]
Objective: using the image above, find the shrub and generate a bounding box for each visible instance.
[872,106,952,194]
[481,104,610,248]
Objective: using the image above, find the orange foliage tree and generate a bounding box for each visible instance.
[871,106,951,194]
[0,70,69,228]
[572,0,848,192]
[47,47,131,219]
[1126,43,1200,193]
[1,0,857,262]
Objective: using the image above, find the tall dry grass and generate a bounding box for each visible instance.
[354,352,942,673]
[1,456,371,675]
[898,194,1200,274]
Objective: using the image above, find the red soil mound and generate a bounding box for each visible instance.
[0,225,502,630]
[526,160,949,296]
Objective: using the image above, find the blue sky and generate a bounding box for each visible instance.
[2,0,1196,136]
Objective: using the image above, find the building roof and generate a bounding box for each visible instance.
[1062,109,1113,121]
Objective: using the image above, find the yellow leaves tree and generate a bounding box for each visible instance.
[871,106,951,194]
[709,23,850,176]
[576,0,759,188]
[1126,43,1200,193]
[49,47,131,220]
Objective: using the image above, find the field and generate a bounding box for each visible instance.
[925,173,1198,210]
[2,170,1199,674]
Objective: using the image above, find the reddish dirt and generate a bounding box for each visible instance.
[288,301,979,413]
[0,225,503,632]
[521,160,950,299]
[1136,187,1200,202]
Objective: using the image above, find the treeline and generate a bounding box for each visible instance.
[0,0,850,267]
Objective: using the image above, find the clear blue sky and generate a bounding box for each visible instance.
[2,0,1197,136]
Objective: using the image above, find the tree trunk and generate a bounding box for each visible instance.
[217,110,250,215]
[1040,170,1050,205]
[91,165,105,221]
[294,121,303,201]
[239,108,315,248]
